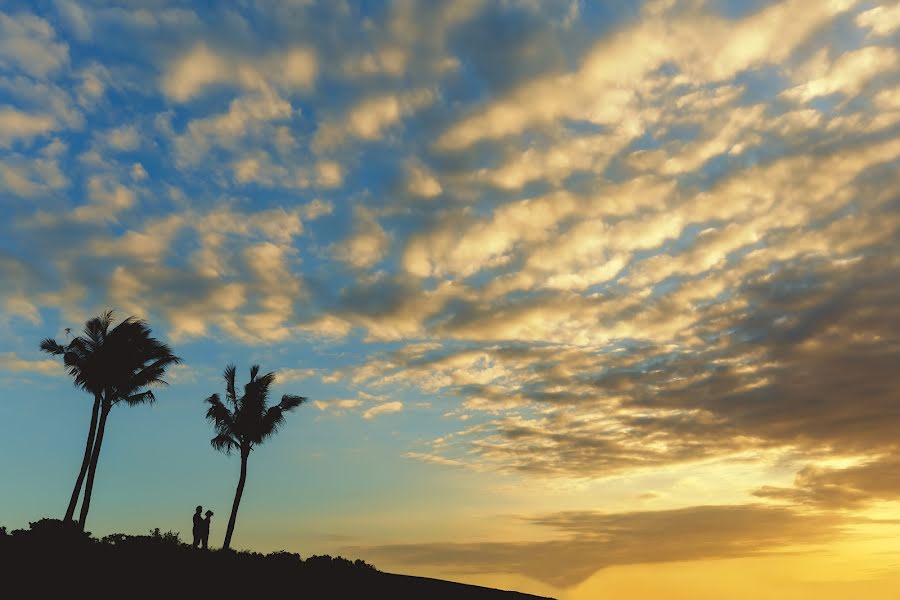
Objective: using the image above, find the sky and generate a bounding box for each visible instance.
[1,0,900,597]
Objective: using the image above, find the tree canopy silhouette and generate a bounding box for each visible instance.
[40,310,180,529]
[205,364,307,549]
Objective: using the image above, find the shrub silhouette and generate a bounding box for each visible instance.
[102,528,181,548]
[204,364,307,549]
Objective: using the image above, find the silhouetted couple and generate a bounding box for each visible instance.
[192,505,214,549]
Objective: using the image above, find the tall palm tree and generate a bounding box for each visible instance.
[41,311,180,529]
[41,311,115,522]
[205,365,306,550]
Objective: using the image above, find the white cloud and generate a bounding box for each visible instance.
[162,44,229,102]
[363,401,404,419]
[435,0,858,150]
[402,192,580,278]
[0,352,61,376]
[0,143,67,197]
[313,398,363,415]
[483,130,633,190]
[301,199,334,220]
[130,163,148,181]
[342,47,407,78]
[316,160,343,188]
[101,124,140,151]
[333,208,391,269]
[174,90,293,165]
[314,89,434,149]
[72,175,136,222]
[782,46,899,103]
[235,240,305,343]
[279,368,319,382]
[856,4,900,37]
[0,108,55,147]
[77,64,106,104]
[0,11,69,78]
[162,43,317,102]
[54,0,91,40]
[407,160,442,198]
[90,214,185,263]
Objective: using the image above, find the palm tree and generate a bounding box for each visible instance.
[41,311,180,529]
[40,311,114,522]
[205,365,307,550]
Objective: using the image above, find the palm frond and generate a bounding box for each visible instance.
[224,364,237,404]
[127,354,181,390]
[39,338,67,356]
[205,393,235,428]
[249,364,260,382]
[210,433,239,455]
[257,406,287,442]
[121,390,156,406]
[83,310,115,349]
[257,396,306,443]
[279,394,307,412]
[244,371,276,407]
[98,318,181,404]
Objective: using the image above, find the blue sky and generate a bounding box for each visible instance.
[2,0,900,597]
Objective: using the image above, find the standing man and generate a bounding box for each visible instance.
[192,505,203,547]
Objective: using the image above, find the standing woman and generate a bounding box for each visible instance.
[201,510,214,549]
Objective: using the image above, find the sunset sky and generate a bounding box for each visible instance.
[2,0,900,597]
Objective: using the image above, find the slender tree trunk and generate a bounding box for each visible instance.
[223,451,249,550]
[78,399,111,531]
[64,393,100,521]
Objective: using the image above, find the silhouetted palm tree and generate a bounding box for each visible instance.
[41,311,180,529]
[205,365,306,550]
[41,311,114,522]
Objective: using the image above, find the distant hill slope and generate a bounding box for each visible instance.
[0,520,555,599]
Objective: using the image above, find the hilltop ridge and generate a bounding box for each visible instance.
[0,520,555,599]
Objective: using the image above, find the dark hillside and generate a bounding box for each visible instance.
[0,520,555,599]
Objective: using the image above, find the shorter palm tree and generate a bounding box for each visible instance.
[205,365,306,550]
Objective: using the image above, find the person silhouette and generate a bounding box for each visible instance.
[192,506,203,548]
[201,510,214,550]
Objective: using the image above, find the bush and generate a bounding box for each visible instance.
[23,518,90,541]
[101,528,182,547]
[267,549,302,566]
[149,527,181,544]
[304,554,378,572]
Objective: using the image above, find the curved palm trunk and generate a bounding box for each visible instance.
[64,393,101,521]
[223,451,249,550]
[78,400,111,530]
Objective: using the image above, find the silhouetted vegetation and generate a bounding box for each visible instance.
[0,520,552,598]
[22,312,550,597]
[204,364,307,549]
[40,311,180,529]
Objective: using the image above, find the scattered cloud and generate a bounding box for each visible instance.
[2,0,899,526]
[0,108,56,148]
[333,208,391,270]
[363,401,404,419]
[161,43,317,102]
[0,352,62,376]
[351,504,844,587]
[0,11,69,78]
[278,368,319,383]
[856,4,900,37]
